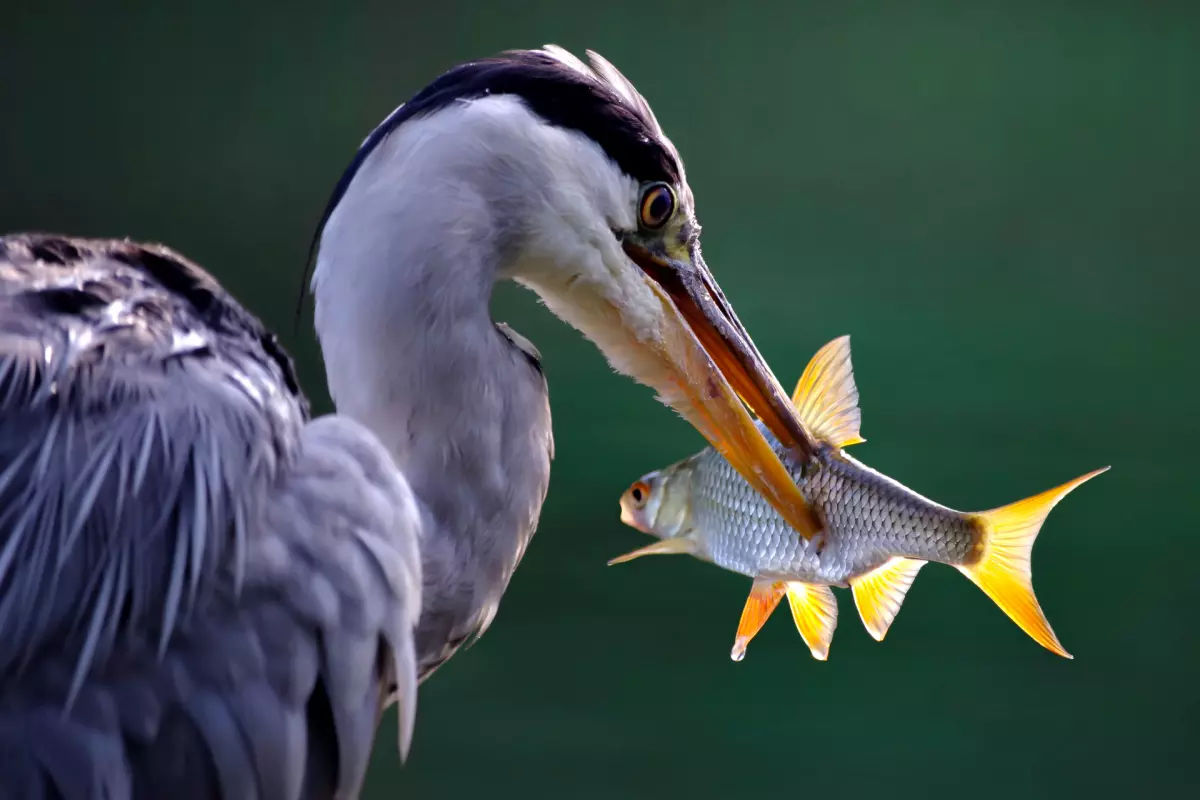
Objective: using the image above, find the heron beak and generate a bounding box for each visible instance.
[622,240,823,540]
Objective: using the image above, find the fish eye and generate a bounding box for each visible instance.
[628,480,651,509]
[639,183,676,230]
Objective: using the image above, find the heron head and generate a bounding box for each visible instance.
[309,46,820,537]
[504,47,819,533]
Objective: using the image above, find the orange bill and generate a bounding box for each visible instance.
[623,245,823,541]
[623,240,820,463]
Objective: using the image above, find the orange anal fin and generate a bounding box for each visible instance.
[731,580,787,662]
[785,582,839,661]
[607,537,694,566]
[850,557,927,642]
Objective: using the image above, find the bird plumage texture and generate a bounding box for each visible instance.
[0,234,422,799]
[0,43,703,799]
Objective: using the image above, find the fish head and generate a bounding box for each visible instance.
[618,460,694,540]
[618,472,662,534]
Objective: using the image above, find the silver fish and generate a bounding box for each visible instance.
[613,336,1107,662]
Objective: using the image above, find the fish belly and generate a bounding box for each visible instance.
[689,449,822,580]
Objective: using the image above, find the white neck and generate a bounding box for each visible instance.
[312,94,641,441]
[312,95,648,669]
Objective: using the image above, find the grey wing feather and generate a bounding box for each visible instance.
[0,234,422,799]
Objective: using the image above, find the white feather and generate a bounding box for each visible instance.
[313,93,675,434]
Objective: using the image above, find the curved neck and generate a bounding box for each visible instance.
[311,124,553,674]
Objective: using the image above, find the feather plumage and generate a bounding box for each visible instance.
[0,234,422,799]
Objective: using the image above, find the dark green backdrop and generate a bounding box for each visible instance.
[2,2,1195,797]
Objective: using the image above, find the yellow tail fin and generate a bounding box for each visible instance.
[959,467,1109,659]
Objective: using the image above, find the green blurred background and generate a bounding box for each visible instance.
[2,2,1196,797]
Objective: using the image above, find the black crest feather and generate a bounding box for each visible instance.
[296,47,681,323]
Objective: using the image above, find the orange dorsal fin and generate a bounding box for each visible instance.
[785,582,839,661]
[731,580,788,661]
[960,466,1110,659]
[850,557,927,642]
[790,335,865,448]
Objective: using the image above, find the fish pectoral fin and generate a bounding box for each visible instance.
[607,537,694,565]
[785,582,839,661]
[850,557,927,642]
[790,335,865,449]
[731,580,787,662]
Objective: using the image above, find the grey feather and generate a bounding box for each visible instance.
[0,234,423,798]
[2,46,644,796]
[183,691,259,799]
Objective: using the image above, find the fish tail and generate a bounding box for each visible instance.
[959,466,1109,659]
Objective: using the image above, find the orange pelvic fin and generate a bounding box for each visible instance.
[607,536,694,566]
[790,335,865,449]
[785,582,839,661]
[731,580,787,662]
[960,466,1110,659]
[850,557,927,642]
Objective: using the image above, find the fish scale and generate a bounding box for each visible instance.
[686,427,978,585]
[613,335,1106,662]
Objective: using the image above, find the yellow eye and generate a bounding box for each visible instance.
[628,480,652,510]
[639,183,676,230]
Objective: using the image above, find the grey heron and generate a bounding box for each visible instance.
[0,46,820,798]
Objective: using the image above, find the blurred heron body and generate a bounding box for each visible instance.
[0,235,422,799]
[0,47,822,798]
[613,336,1107,663]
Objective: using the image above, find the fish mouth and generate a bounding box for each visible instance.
[621,240,822,540]
[618,499,645,532]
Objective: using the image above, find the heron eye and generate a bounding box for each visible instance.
[639,183,676,230]
[629,481,651,509]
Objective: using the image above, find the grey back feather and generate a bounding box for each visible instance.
[0,234,422,799]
